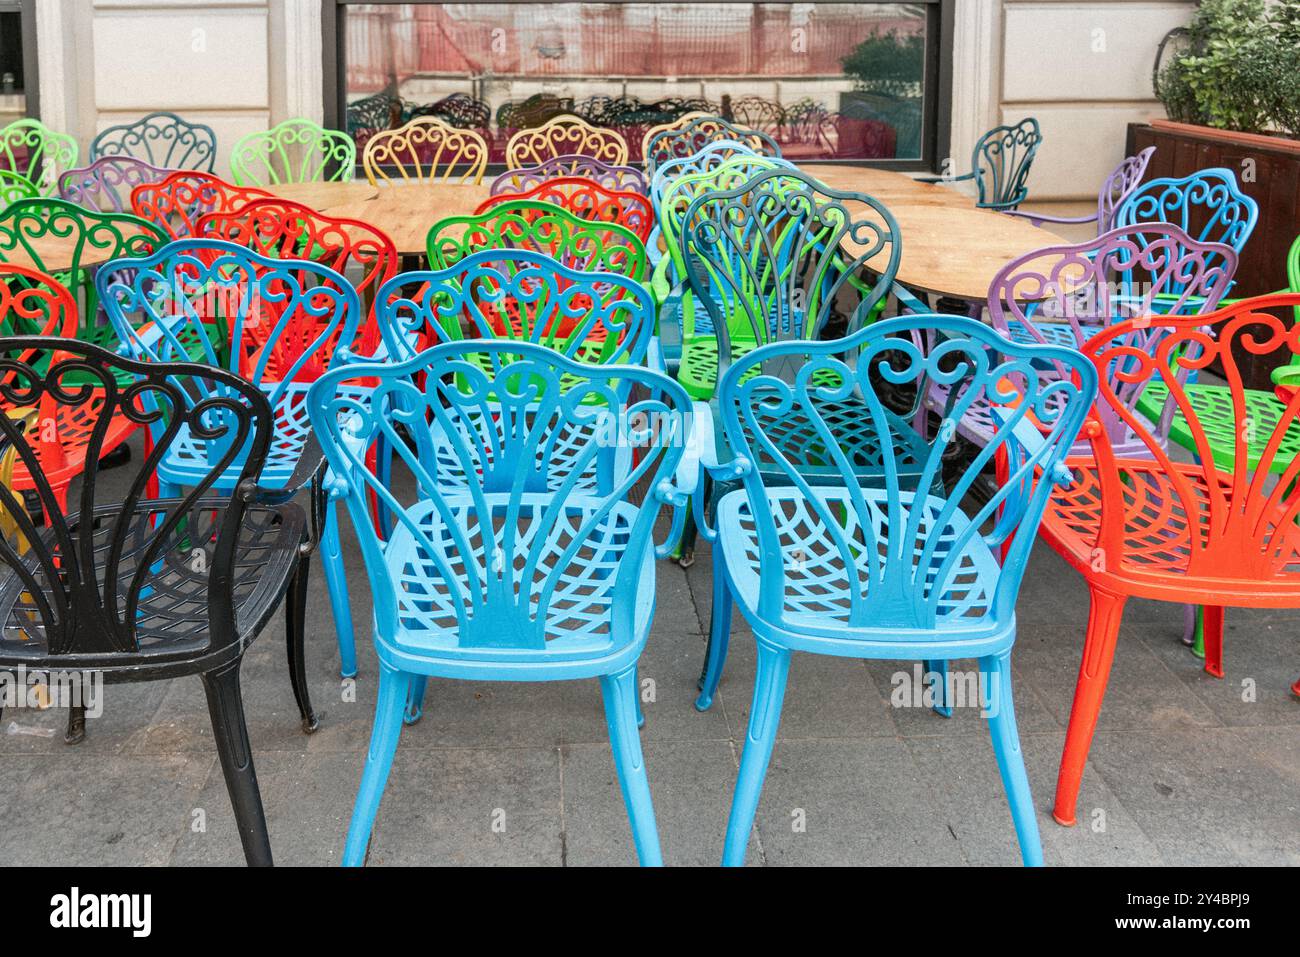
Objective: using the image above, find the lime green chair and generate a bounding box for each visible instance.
[0,119,78,196]
[230,118,355,186]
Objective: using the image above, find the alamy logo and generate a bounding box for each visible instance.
[49,887,151,938]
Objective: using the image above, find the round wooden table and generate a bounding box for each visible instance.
[322,182,493,256]
[798,164,1069,303]
[1,232,155,273]
[261,180,379,211]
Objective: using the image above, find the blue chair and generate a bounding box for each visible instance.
[308,339,696,867]
[921,118,1042,211]
[90,110,218,171]
[1113,167,1258,256]
[705,314,1098,866]
[99,238,363,684]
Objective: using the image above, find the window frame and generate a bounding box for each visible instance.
[322,0,953,172]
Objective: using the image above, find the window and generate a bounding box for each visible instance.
[0,1,35,119]
[325,1,951,170]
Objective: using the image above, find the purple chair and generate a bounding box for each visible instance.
[489,154,648,196]
[1006,147,1155,236]
[57,156,173,213]
[925,223,1237,455]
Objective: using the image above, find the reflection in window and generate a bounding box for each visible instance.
[341,3,930,163]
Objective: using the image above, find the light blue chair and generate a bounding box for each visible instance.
[704,314,1098,866]
[100,239,364,688]
[1114,166,1258,255]
[308,337,696,867]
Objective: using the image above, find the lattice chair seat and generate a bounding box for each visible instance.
[382,494,654,659]
[0,500,304,659]
[676,334,755,400]
[1004,319,1090,350]
[6,394,138,494]
[158,381,370,491]
[1040,457,1300,581]
[717,486,1002,641]
[1134,381,1300,472]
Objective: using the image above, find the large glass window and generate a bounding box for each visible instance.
[328,1,950,168]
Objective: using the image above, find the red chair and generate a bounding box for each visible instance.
[130,170,272,240]
[475,176,653,244]
[194,197,399,375]
[1039,293,1300,826]
[0,263,135,517]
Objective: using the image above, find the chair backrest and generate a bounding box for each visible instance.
[969,117,1042,210]
[1114,167,1258,253]
[361,116,490,186]
[130,170,272,240]
[640,111,712,160]
[0,199,167,321]
[644,115,781,175]
[57,157,173,213]
[505,115,629,171]
[1078,293,1300,583]
[346,92,400,147]
[0,338,275,662]
[489,155,647,197]
[729,96,785,136]
[1096,147,1156,233]
[0,262,78,341]
[376,248,654,368]
[679,166,902,374]
[649,140,792,218]
[229,119,356,187]
[0,170,38,208]
[98,238,362,402]
[475,177,653,244]
[194,196,399,329]
[0,120,79,196]
[306,339,690,651]
[89,111,217,172]
[426,200,647,281]
[719,314,1097,632]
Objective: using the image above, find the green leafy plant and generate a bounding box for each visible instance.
[841,29,925,99]
[1156,0,1300,137]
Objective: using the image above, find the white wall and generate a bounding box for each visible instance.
[950,0,1192,199]
[37,0,323,178]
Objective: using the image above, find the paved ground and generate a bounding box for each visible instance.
[2,456,1297,866]
[3,201,1296,866]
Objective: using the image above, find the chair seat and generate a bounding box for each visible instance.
[716,486,1005,649]
[1039,456,1300,594]
[1005,319,1094,350]
[1135,381,1300,472]
[159,381,369,491]
[0,498,305,665]
[5,397,137,493]
[678,335,758,400]
[381,494,655,671]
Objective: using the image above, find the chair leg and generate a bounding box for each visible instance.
[695,560,732,711]
[343,661,412,867]
[201,658,273,866]
[64,705,86,744]
[600,665,663,865]
[1181,603,1197,647]
[1052,586,1126,827]
[633,664,645,730]
[982,651,1043,866]
[1201,605,1225,678]
[924,659,952,718]
[320,501,357,679]
[404,676,427,725]
[722,639,791,866]
[284,552,320,733]
[675,502,699,568]
[157,479,180,500]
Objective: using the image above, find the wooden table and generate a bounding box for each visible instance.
[3,232,153,273]
[323,182,493,256]
[262,180,379,210]
[798,164,1070,302]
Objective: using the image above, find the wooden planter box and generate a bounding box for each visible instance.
[1127,121,1300,389]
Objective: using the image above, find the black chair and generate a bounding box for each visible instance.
[0,338,318,866]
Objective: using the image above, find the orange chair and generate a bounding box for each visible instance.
[1039,293,1300,826]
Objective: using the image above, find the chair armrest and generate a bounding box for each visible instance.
[990,406,1074,487]
[1003,209,1099,228]
[891,281,929,315]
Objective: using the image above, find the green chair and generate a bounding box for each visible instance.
[1135,234,1300,471]
[0,119,78,196]
[230,118,356,187]
[0,198,218,377]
